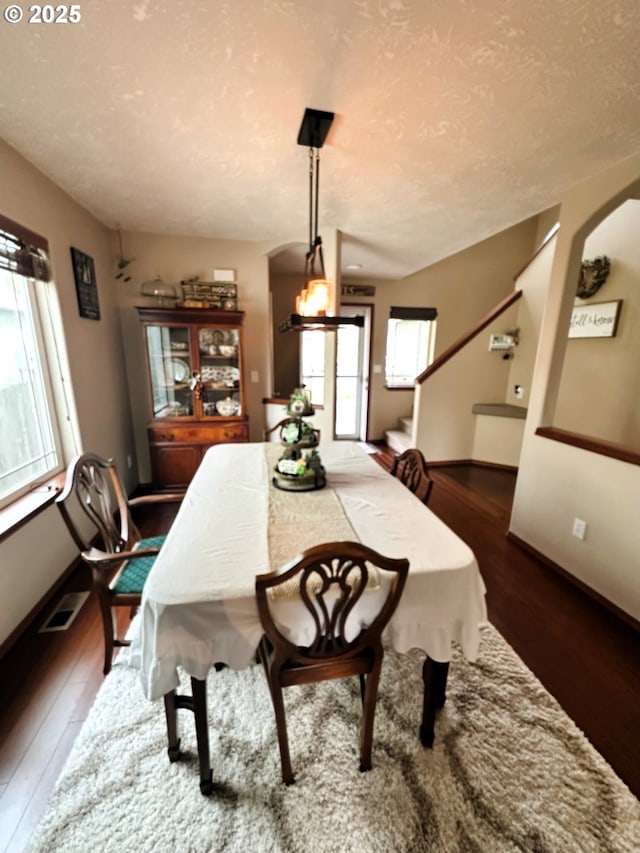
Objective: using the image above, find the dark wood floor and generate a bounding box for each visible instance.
[374,447,640,799]
[0,453,638,851]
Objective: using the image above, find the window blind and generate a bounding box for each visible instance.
[0,213,50,281]
[389,306,437,321]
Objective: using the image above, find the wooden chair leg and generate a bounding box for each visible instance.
[359,663,382,772]
[267,671,294,785]
[259,641,295,783]
[98,597,115,676]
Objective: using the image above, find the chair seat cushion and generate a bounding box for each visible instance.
[112,536,166,594]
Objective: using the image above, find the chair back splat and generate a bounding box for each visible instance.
[256,540,409,784]
[58,453,136,553]
[56,452,182,674]
[390,447,434,505]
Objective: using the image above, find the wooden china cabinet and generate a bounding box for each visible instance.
[136,306,249,488]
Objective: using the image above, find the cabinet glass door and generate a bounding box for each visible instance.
[145,324,193,417]
[198,327,242,417]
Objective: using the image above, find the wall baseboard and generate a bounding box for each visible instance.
[429,458,518,473]
[507,531,640,633]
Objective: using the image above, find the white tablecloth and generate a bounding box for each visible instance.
[130,441,487,700]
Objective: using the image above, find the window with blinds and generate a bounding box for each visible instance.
[385,306,437,388]
[0,214,62,508]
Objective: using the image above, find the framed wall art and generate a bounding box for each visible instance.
[70,247,100,320]
[568,299,621,339]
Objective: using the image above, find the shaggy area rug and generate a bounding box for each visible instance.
[28,624,639,852]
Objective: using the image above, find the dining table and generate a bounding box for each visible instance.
[130,440,487,793]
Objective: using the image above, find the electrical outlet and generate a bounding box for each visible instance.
[126,454,133,469]
[572,517,587,540]
[250,370,259,383]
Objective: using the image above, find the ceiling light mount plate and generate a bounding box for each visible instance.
[297,108,335,148]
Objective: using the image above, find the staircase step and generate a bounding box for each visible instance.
[384,429,413,455]
[399,416,413,435]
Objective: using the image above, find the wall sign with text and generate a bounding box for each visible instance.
[70,247,100,320]
[569,299,621,339]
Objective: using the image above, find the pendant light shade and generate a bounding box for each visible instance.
[297,279,330,316]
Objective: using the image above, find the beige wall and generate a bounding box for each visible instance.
[405,217,539,453]
[471,415,526,467]
[535,206,561,245]
[512,154,640,621]
[465,234,558,465]
[114,230,271,482]
[553,200,640,448]
[414,300,521,460]
[0,140,137,644]
[270,271,302,397]
[505,234,558,410]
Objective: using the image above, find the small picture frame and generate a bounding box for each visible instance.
[214,268,236,282]
[70,247,100,320]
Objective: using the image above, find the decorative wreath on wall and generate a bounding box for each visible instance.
[577,256,610,299]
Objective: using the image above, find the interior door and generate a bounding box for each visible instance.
[335,304,372,440]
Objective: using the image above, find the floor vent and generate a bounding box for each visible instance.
[39,591,90,633]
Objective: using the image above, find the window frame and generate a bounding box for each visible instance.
[300,329,326,406]
[0,215,65,511]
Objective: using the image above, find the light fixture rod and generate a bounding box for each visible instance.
[308,148,314,255]
[305,146,325,279]
[313,148,319,249]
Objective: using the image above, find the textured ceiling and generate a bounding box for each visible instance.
[0,0,638,279]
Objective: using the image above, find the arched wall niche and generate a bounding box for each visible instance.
[538,175,640,464]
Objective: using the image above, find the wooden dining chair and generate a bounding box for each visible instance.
[255,540,409,784]
[56,452,183,674]
[390,447,434,505]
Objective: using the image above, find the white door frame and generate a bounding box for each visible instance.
[335,303,372,441]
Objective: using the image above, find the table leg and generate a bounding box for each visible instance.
[163,689,181,762]
[420,658,450,747]
[190,676,213,796]
[162,680,213,796]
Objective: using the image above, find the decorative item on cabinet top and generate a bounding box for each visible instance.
[179,278,238,310]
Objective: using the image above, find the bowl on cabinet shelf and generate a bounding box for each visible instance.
[216,397,240,416]
[218,345,237,357]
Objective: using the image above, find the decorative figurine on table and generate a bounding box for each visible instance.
[287,386,314,416]
[272,387,325,491]
[280,418,319,448]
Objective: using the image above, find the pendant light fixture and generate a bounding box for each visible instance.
[280,108,364,333]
